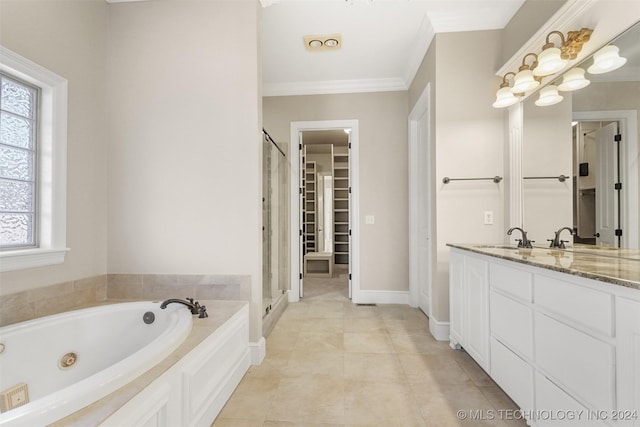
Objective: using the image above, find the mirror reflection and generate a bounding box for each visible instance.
[522,20,640,254]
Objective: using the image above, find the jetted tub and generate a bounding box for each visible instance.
[0,301,193,426]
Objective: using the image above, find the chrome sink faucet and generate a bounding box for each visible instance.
[160,297,208,318]
[507,227,533,248]
[548,226,574,249]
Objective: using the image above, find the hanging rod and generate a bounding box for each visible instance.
[523,174,569,182]
[442,176,503,184]
[262,128,286,158]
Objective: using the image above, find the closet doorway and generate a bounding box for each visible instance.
[289,120,359,303]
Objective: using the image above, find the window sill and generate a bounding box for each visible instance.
[0,248,70,272]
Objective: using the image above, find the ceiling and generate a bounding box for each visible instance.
[261,0,526,96]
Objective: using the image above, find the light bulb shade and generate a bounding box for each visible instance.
[512,69,540,93]
[587,45,627,74]
[558,67,590,91]
[492,86,519,108]
[535,85,564,106]
[533,47,568,76]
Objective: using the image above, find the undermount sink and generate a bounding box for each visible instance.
[473,244,521,250]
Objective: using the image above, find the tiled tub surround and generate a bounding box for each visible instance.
[0,300,249,426]
[447,243,640,289]
[54,300,250,427]
[0,274,250,327]
[0,301,193,425]
[449,244,640,427]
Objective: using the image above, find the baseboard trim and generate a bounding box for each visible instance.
[249,337,266,365]
[428,315,450,341]
[353,290,410,305]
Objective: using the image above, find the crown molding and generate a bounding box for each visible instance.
[262,77,408,97]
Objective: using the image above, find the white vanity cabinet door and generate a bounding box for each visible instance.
[490,290,533,359]
[449,251,465,348]
[535,372,608,427]
[535,274,613,336]
[535,312,615,412]
[490,262,532,302]
[490,337,533,412]
[464,256,490,371]
[616,297,640,426]
[448,250,490,372]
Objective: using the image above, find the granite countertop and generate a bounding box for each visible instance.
[51,299,248,427]
[447,243,640,290]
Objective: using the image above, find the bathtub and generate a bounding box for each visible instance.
[0,301,193,426]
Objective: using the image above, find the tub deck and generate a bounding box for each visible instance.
[49,299,248,427]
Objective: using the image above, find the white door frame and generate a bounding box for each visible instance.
[573,110,639,249]
[289,120,360,302]
[408,84,433,315]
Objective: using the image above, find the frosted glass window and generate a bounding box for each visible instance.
[0,73,38,248]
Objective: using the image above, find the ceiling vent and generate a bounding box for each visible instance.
[304,34,342,51]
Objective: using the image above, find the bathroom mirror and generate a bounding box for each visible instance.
[522,20,640,253]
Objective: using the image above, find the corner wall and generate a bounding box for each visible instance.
[409,30,506,323]
[106,1,263,342]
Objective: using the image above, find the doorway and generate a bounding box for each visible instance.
[289,120,359,303]
[573,120,620,247]
[408,85,433,316]
[573,110,639,249]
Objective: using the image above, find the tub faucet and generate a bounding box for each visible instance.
[507,227,533,248]
[548,226,574,249]
[160,297,208,318]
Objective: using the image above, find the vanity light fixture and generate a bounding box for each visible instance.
[587,45,627,74]
[512,53,541,93]
[557,67,590,91]
[535,85,563,106]
[492,72,521,108]
[533,31,569,77]
[491,27,592,108]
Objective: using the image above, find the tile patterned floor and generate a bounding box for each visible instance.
[213,272,527,427]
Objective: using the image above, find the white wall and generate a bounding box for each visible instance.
[263,92,409,292]
[409,30,506,322]
[0,0,109,295]
[106,1,263,341]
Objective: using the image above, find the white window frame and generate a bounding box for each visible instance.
[0,46,68,272]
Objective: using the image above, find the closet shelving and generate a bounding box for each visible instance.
[304,160,317,254]
[333,146,349,264]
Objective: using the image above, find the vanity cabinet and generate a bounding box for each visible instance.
[488,262,534,412]
[616,297,640,427]
[449,247,640,426]
[449,251,490,372]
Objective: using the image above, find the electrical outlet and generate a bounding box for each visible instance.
[484,211,494,225]
[365,215,375,225]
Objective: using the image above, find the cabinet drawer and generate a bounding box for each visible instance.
[535,372,607,427]
[490,291,533,359]
[490,337,533,412]
[535,312,615,411]
[490,263,532,302]
[534,274,613,336]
